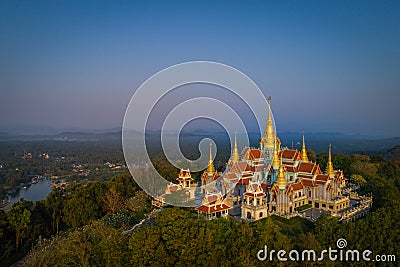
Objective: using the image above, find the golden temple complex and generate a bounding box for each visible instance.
[158,97,373,222]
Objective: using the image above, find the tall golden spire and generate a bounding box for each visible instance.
[263,96,276,150]
[232,132,239,163]
[276,152,287,189]
[272,138,280,168]
[207,143,215,175]
[301,131,309,163]
[326,144,335,177]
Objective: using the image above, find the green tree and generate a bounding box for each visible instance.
[153,157,179,183]
[307,148,317,163]
[104,186,124,214]
[350,174,367,186]
[314,214,340,247]
[125,190,150,213]
[7,203,31,250]
[45,188,64,234]
[128,226,169,266]
[350,161,378,177]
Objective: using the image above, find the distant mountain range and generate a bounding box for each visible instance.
[384,145,400,160]
[0,130,399,155]
[0,126,122,136]
[0,131,122,142]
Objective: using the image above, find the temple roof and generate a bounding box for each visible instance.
[242,148,262,160]
[225,172,238,179]
[290,183,304,191]
[238,177,251,185]
[315,174,331,181]
[179,169,191,177]
[284,166,297,173]
[244,192,266,197]
[297,162,315,173]
[297,162,321,174]
[281,149,302,161]
[203,193,218,205]
[237,162,254,173]
[196,203,231,214]
[197,193,231,214]
[254,165,264,172]
[300,179,316,187]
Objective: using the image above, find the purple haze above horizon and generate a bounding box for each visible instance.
[1,1,399,137]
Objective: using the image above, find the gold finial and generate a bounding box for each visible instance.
[276,151,287,189]
[207,142,215,175]
[232,131,239,163]
[326,144,335,177]
[263,96,275,150]
[272,138,280,168]
[301,131,309,162]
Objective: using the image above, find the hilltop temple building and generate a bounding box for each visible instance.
[157,97,372,222]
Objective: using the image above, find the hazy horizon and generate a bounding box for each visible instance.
[1,124,399,139]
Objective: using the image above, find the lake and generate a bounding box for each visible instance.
[8,178,53,206]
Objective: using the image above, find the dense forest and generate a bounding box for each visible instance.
[0,141,399,266]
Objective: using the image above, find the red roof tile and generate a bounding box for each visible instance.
[196,203,231,213]
[281,149,302,161]
[284,166,297,173]
[206,194,218,204]
[282,160,295,166]
[179,169,191,177]
[261,183,269,190]
[238,177,251,185]
[242,173,253,178]
[241,147,250,156]
[177,177,193,181]
[291,183,304,191]
[254,165,263,172]
[282,149,296,160]
[244,192,266,197]
[238,162,254,172]
[301,179,316,187]
[226,172,238,179]
[250,149,261,159]
[297,162,315,173]
[297,174,313,179]
[315,174,330,181]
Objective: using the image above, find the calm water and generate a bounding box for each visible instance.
[8,178,53,206]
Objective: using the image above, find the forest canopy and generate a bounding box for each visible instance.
[0,142,399,266]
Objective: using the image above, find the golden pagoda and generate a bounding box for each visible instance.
[207,143,216,175]
[261,96,276,150]
[272,138,280,168]
[232,132,239,163]
[276,153,287,189]
[326,144,335,177]
[301,131,309,163]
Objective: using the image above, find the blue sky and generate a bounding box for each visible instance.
[0,0,399,136]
